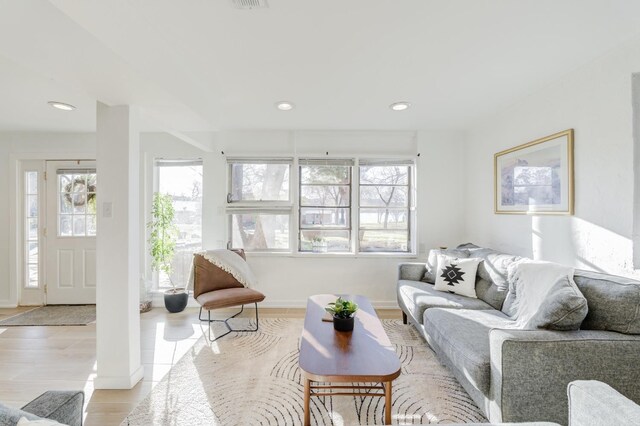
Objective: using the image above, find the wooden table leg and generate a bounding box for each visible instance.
[304,378,311,426]
[384,381,392,425]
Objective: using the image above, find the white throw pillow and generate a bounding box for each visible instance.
[506,260,576,328]
[434,255,481,298]
[17,417,64,426]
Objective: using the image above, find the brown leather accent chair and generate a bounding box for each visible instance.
[193,249,265,341]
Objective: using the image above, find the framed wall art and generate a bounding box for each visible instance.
[494,129,574,215]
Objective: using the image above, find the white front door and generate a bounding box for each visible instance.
[45,161,97,304]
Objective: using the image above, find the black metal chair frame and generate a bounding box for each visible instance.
[198,302,260,342]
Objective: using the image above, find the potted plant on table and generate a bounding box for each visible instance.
[325,297,359,332]
[148,192,188,313]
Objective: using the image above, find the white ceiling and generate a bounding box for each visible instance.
[0,0,640,133]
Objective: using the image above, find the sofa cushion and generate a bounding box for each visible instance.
[524,276,588,331]
[397,280,493,324]
[574,270,640,334]
[422,248,470,283]
[424,308,514,395]
[0,403,40,426]
[434,255,481,298]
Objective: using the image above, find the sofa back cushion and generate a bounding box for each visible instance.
[462,246,523,310]
[574,270,640,334]
[474,277,507,310]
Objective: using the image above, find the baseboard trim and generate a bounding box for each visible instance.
[0,301,18,308]
[150,296,398,310]
[94,365,144,390]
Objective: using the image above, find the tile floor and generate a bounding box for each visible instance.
[0,306,402,425]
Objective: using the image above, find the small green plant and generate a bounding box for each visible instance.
[325,297,358,319]
[148,193,179,291]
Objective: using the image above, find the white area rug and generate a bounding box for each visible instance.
[122,318,486,425]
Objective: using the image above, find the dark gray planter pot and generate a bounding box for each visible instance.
[164,290,188,313]
[333,316,355,332]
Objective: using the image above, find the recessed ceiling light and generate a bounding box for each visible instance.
[389,101,411,111]
[275,101,295,111]
[48,101,76,111]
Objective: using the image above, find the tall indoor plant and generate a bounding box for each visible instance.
[148,192,188,313]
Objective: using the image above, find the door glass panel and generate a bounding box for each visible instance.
[27,195,38,217]
[87,215,97,236]
[73,195,86,213]
[73,216,86,236]
[60,194,73,213]
[28,264,38,287]
[57,172,96,237]
[27,242,38,263]
[59,215,72,236]
[28,218,38,239]
[24,171,39,288]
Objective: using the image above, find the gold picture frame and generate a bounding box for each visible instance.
[494,129,574,215]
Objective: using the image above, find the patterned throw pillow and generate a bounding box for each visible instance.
[434,255,481,298]
[422,248,470,283]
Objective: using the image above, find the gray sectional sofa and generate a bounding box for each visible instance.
[0,391,84,426]
[397,243,640,425]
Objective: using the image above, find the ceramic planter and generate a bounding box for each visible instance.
[164,289,188,313]
[333,315,355,332]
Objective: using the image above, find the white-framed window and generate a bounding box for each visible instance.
[298,159,353,253]
[227,158,292,252]
[156,159,203,287]
[24,171,40,288]
[358,160,414,253]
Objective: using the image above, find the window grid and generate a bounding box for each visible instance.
[227,159,293,252]
[57,173,97,237]
[358,165,412,253]
[298,165,352,253]
[25,171,39,288]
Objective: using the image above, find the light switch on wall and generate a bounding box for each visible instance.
[102,202,113,218]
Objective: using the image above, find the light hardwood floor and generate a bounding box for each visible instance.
[0,306,402,425]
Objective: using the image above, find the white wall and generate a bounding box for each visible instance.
[464,37,640,278]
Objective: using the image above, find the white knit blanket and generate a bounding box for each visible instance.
[507,260,575,328]
[188,249,257,291]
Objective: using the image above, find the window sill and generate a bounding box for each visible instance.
[244,251,418,260]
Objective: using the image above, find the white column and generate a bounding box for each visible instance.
[95,103,144,389]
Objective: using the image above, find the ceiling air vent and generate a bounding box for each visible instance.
[231,0,268,9]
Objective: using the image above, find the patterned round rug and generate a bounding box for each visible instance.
[122,318,486,425]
